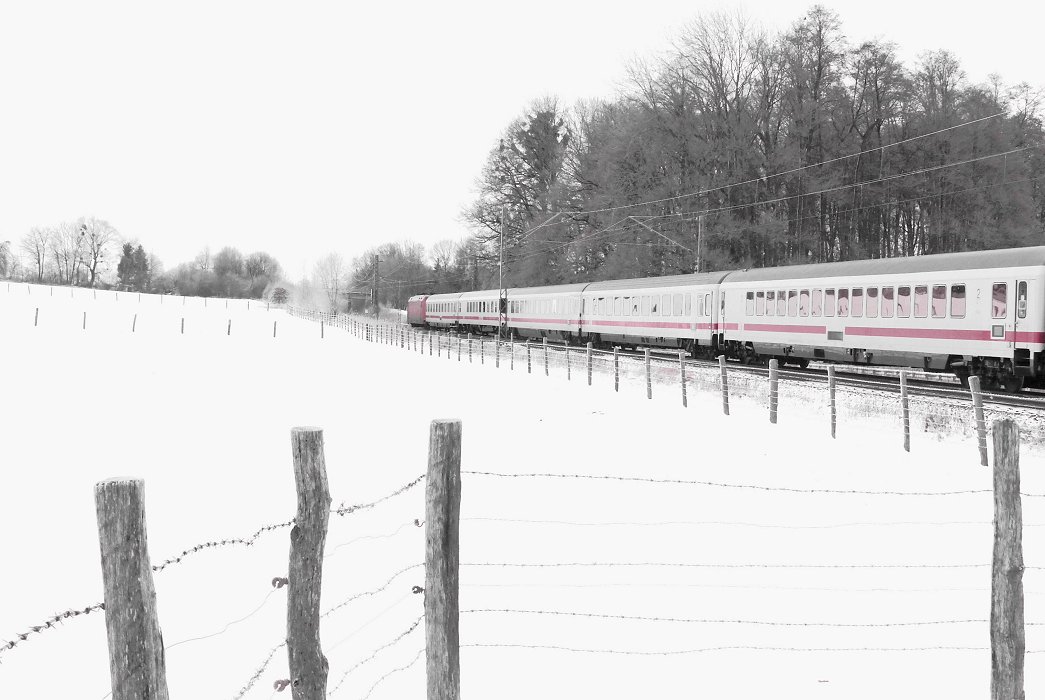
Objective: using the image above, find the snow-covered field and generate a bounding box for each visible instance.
[2,281,1045,699]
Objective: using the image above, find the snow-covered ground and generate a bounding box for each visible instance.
[2,281,1045,699]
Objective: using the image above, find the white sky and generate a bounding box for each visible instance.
[2,0,1044,280]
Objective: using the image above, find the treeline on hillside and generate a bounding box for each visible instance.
[1,221,284,299]
[349,5,1045,308]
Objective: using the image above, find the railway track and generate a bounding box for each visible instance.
[419,326,1045,413]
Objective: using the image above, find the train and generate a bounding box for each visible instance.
[407,246,1045,392]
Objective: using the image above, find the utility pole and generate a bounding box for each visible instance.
[372,254,380,318]
[696,215,703,273]
[498,204,507,339]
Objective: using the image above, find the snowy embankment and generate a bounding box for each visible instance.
[2,282,1045,699]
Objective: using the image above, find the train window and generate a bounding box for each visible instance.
[755,291,765,316]
[866,287,879,318]
[705,293,712,316]
[776,290,787,316]
[951,284,966,318]
[787,290,798,317]
[633,298,641,316]
[673,294,684,316]
[621,297,630,317]
[851,288,864,317]
[824,289,835,317]
[650,297,658,315]
[837,289,849,317]
[684,295,692,315]
[746,292,755,316]
[914,286,928,318]
[765,291,775,316]
[697,296,704,316]
[662,294,671,315]
[799,290,810,317]
[880,287,893,318]
[897,286,911,317]
[811,289,823,317]
[641,296,650,315]
[1018,281,1028,319]
[614,297,622,316]
[931,285,946,318]
[993,284,1008,318]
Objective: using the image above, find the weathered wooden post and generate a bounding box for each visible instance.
[510,333,515,370]
[181,318,185,334]
[565,343,571,381]
[426,419,462,700]
[287,427,332,699]
[718,354,730,416]
[828,365,837,438]
[899,369,910,452]
[95,479,169,700]
[991,419,1024,700]
[970,376,988,467]
[132,314,137,333]
[586,342,593,386]
[495,338,500,368]
[613,347,620,392]
[82,310,87,330]
[457,335,461,362]
[679,350,687,408]
[526,339,532,374]
[644,348,652,399]
[768,358,779,424]
[34,307,38,327]
[228,319,232,336]
[543,337,549,376]
[468,334,473,363]
[274,320,278,338]
[480,337,485,365]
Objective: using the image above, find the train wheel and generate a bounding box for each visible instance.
[998,374,1025,393]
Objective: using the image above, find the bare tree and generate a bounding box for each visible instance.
[0,240,11,279]
[51,222,86,285]
[20,227,51,282]
[193,246,212,272]
[313,252,346,312]
[78,216,119,287]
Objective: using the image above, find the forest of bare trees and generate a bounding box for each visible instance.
[349,5,1045,308]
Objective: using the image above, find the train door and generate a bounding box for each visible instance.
[1015,279,1030,345]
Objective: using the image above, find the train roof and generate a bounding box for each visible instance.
[722,246,1045,283]
[506,283,590,296]
[584,271,733,292]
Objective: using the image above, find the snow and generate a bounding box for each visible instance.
[2,281,1045,699]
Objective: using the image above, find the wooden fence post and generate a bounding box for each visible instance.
[828,365,837,438]
[132,313,137,333]
[644,348,652,399]
[495,338,500,368]
[899,369,910,452]
[991,418,1024,700]
[457,335,461,361]
[228,319,232,336]
[426,420,462,700]
[510,334,515,370]
[587,342,593,386]
[82,311,87,330]
[970,376,988,467]
[613,347,620,392]
[181,318,184,335]
[679,350,687,408]
[34,307,38,327]
[95,478,169,700]
[480,337,484,365]
[526,340,532,374]
[768,358,779,424]
[288,427,331,699]
[543,337,549,376]
[274,320,278,338]
[718,354,730,416]
[468,334,473,363]
[321,321,324,339]
[565,342,571,381]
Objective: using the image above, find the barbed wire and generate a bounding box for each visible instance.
[152,518,295,573]
[461,470,992,497]
[357,647,425,700]
[333,475,426,517]
[321,563,424,620]
[462,582,1026,595]
[463,517,1000,530]
[460,642,996,656]
[327,615,424,696]
[165,587,281,653]
[234,641,286,700]
[462,561,990,570]
[326,592,417,655]
[461,608,989,628]
[0,603,104,660]
[325,520,422,560]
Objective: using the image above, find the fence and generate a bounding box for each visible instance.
[4,415,1036,700]
[282,307,1045,461]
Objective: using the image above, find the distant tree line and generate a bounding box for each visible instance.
[2,219,284,300]
[346,5,1045,308]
